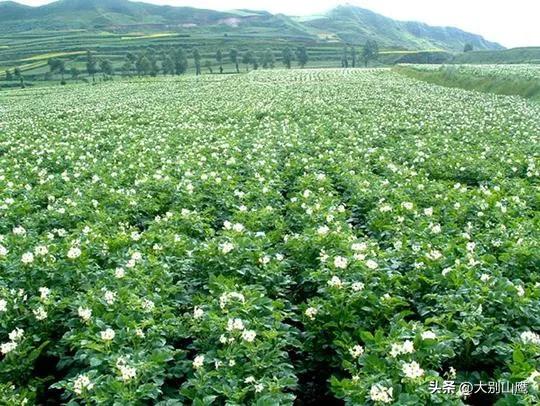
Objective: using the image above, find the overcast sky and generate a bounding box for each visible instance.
[9,0,540,48]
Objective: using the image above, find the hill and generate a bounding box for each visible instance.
[0,0,502,52]
[301,5,502,52]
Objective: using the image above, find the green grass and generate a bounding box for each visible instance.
[452,47,540,64]
[395,64,540,101]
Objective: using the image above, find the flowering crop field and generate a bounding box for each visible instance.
[0,68,539,405]
[400,64,540,81]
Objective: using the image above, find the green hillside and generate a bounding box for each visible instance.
[302,5,502,52]
[452,47,540,64]
[0,0,502,52]
[0,0,506,84]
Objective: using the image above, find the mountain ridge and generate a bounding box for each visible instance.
[0,0,503,51]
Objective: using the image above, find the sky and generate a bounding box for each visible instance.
[8,0,540,48]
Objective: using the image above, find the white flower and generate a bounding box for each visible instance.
[193,306,204,319]
[245,376,256,384]
[521,331,540,345]
[141,299,155,312]
[333,256,348,269]
[516,285,525,297]
[219,292,245,308]
[232,223,245,233]
[254,383,264,393]
[351,242,368,252]
[349,345,364,358]
[78,307,92,321]
[131,231,141,241]
[242,330,257,342]
[33,306,48,320]
[21,252,34,264]
[424,207,433,216]
[12,226,26,236]
[100,328,115,341]
[118,365,137,382]
[34,245,49,256]
[67,247,82,259]
[9,327,24,341]
[305,307,318,320]
[103,290,116,305]
[0,245,8,257]
[402,340,415,354]
[466,242,476,252]
[390,340,415,357]
[327,276,343,288]
[115,267,125,278]
[193,355,205,369]
[480,273,491,282]
[0,341,17,355]
[259,255,271,265]
[220,242,234,254]
[227,318,245,331]
[135,328,145,338]
[365,259,379,269]
[390,343,403,358]
[0,299,7,312]
[370,384,393,403]
[317,225,330,235]
[39,287,51,300]
[427,250,442,261]
[351,282,365,292]
[402,361,425,379]
[73,374,93,394]
[421,331,437,340]
[402,202,414,210]
[131,251,142,261]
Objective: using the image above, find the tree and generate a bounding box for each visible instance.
[136,55,152,76]
[86,50,97,82]
[173,48,188,75]
[282,47,293,69]
[362,40,379,67]
[230,49,239,73]
[99,59,114,77]
[163,56,175,75]
[193,48,201,76]
[5,69,13,81]
[70,66,79,80]
[252,53,259,70]
[204,60,213,74]
[126,52,137,64]
[242,51,253,72]
[48,58,66,83]
[13,68,24,88]
[341,47,349,68]
[216,49,223,74]
[121,59,133,77]
[262,49,275,69]
[464,43,474,52]
[351,46,357,68]
[295,46,308,68]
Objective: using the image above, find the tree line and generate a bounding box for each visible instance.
[2,41,380,87]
